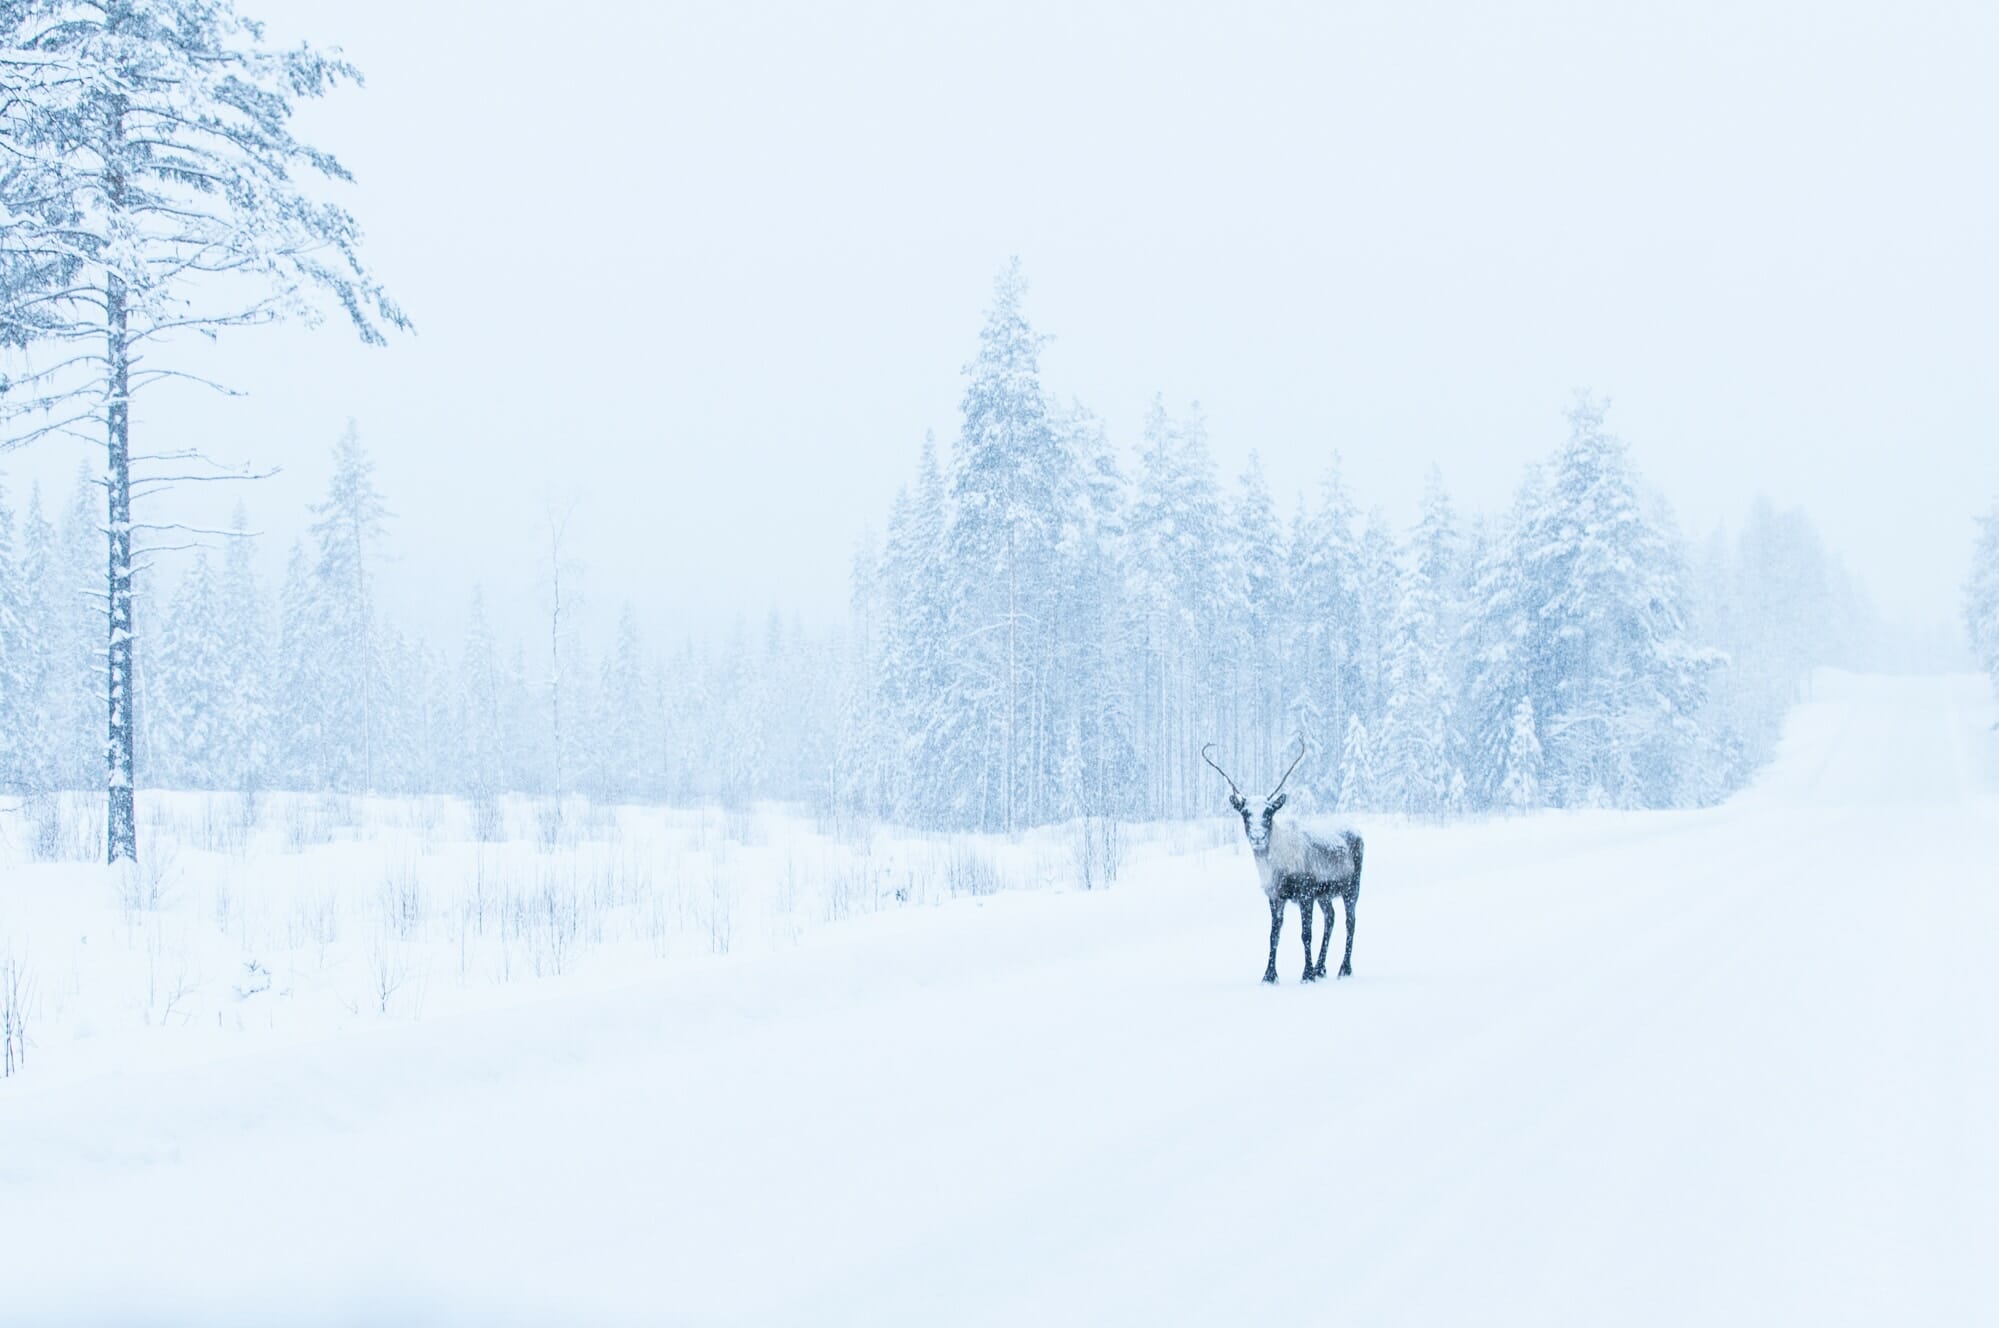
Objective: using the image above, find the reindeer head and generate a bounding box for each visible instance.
[1203,743,1304,858]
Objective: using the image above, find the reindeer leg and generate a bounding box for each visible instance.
[1313,892,1334,979]
[1338,886,1357,978]
[1299,895,1318,982]
[1263,894,1283,984]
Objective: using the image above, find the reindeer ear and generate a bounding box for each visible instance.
[1265,793,1288,815]
[1229,793,1246,813]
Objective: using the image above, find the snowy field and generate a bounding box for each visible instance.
[2,671,1995,1325]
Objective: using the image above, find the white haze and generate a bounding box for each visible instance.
[8,0,1997,644]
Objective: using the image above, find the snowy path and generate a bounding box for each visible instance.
[4,674,1995,1324]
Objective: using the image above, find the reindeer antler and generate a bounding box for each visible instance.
[1201,744,1244,800]
[1266,741,1306,802]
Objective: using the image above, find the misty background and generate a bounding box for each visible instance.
[9,0,1995,648]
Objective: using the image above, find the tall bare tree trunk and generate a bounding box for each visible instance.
[1004,528,1016,836]
[360,547,373,793]
[545,504,573,800]
[105,271,136,863]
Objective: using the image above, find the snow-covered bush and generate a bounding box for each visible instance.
[1,949,27,1077]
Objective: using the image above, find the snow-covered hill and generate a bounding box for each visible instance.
[2,673,1994,1324]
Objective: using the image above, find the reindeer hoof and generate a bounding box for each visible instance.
[1337,966,1352,979]
[1301,971,1320,984]
[1261,971,1278,985]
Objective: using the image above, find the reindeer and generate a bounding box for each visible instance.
[1204,743,1364,984]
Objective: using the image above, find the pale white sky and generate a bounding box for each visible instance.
[9,0,1997,645]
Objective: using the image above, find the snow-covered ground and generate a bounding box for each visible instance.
[2,671,1994,1325]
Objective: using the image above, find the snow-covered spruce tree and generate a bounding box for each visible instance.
[1464,398,1715,810]
[215,502,270,792]
[369,625,441,794]
[457,585,503,801]
[0,474,22,789]
[1352,507,1400,733]
[1377,468,1467,816]
[1680,524,1749,803]
[1334,713,1376,811]
[1968,500,1999,692]
[1458,463,1557,810]
[20,466,103,788]
[1128,395,1226,818]
[540,500,582,800]
[1284,682,1327,808]
[37,467,103,791]
[786,615,842,811]
[874,432,952,824]
[1497,694,1543,812]
[496,643,537,796]
[0,1,405,859]
[869,519,920,823]
[413,638,456,795]
[941,258,1072,832]
[592,601,657,803]
[707,616,758,802]
[660,638,698,804]
[1377,570,1450,816]
[1227,451,1288,783]
[838,526,889,821]
[272,540,324,788]
[12,480,61,792]
[1285,458,1364,803]
[308,424,390,793]
[1201,432,1254,808]
[153,548,227,786]
[1050,397,1135,823]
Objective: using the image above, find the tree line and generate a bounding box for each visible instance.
[1,256,1890,841]
[838,260,1884,831]
[0,432,840,812]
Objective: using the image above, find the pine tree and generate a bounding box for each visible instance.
[1335,714,1377,811]
[458,586,504,800]
[1228,453,1287,782]
[309,425,391,792]
[0,474,23,790]
[369,625,434,794]
[154,551,229,787]
[503,643,539,794]
[273,542,326,789]
[1377,470,1466,816]
[941,258,1071,831]
[840,525,891,820]
[1286,459,1363,802]
[1377,586,1448,816]
[1464,398,1715,811]
[14,483,61,792]
[1128,396,1226,817]
[0,1,406,858]
[1968,501,1999,691]
[864,433,956,824]
[1284,684,1327,812]
[1461,466,1545,809]
[1498,696,1543,812]
[1061,402,1135,822]
[1352,508,1401,730]
[540,502,583,799]
[596,602,655,801]
[217,505,272,792]
[1526,397,1714,806]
